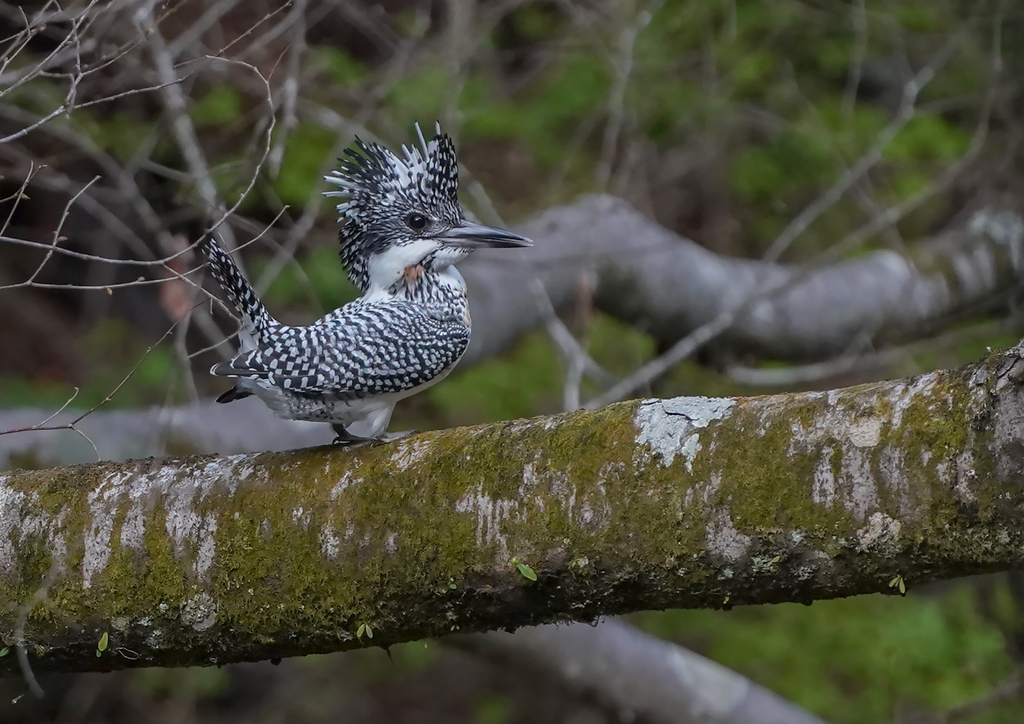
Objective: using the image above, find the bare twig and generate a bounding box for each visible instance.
[143,20,241,253]
[530,278,615,412]
[10,566,61,699]
[841,0,868,120]
[267,0,308,177]
[764,43,953,261]
[596,1,662,191]
[584,307,736,409]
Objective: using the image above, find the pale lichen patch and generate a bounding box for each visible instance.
[194,516,217,579]
[321,527,341,558]
[0,483,26,574]
[954,452,977,503]
[887,375,939,430]
[634,396,736,467]
[200,456,249,498]
[811,448,836,508]
[390,438,432,471]
[331,471,360,499]
[181,592,217,631]
[11,491,68,575]
[843,451,879,522]
[80,455,253,588]
[848,418,882,448]
[877,446,916,519]
[84,470,135,588]
[120,501,146,551]
[686,471,721,508]
[856,512,902,549]
[787,379,953,522]
[706,510,751,562]
[680,434,701,473]
[291,506,311,528]
[520,462,540,498]
[455,489,514,555]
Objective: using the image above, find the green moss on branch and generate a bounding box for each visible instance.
[3,348,1024,675]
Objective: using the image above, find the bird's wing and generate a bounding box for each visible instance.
[210,300,469,397]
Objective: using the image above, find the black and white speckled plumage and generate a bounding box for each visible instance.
[202,237,470,434]
[203,124,527,442]
[324,123,462,292]
[210,283,470,399]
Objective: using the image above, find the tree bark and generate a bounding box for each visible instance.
[0,405,831,723]
[462,195,1024,364]
[3,345,1024,676]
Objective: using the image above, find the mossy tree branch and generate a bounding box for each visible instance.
[3,346,1024,675]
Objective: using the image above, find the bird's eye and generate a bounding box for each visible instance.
[405,212,429,231]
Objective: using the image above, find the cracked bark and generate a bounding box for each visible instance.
[2,345,1024,677]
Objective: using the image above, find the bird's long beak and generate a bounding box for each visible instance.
[440,220,533,248]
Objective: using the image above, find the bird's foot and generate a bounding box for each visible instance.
[330,425,419,447]
[331,424,376,447]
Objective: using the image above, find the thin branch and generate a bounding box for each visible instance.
[530,278,615,412]
[36,175,97,278]
[841,0,868,120]
[595,1,662,191]
[267,0,308,178]
[585,307,736,409]
[763,42,953,261]
[143,20,241,254]
[11,566,60,699]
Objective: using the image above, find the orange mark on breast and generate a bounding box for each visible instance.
[403,264,424,284]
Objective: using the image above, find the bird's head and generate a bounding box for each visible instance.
[324,123,531,292]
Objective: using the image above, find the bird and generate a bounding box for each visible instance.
[200,124,532,444]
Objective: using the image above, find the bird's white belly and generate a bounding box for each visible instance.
[241,359,459,433]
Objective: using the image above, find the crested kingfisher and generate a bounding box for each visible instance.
[200,124,531,443]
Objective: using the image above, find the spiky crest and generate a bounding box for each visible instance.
[323,123,462,291]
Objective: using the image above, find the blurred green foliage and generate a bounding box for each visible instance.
[475,693,513,724]
[637,584,1023,723]
[313,47,366,87]
[274,122,337,206]
[1,319,176,410]
[135,665,231,698]
[191,86,244,127]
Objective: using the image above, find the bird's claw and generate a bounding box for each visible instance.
[330,429,418,447]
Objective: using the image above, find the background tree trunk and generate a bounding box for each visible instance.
[461,196,1024,365]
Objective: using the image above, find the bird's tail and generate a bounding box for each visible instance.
[199,235,275,341]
